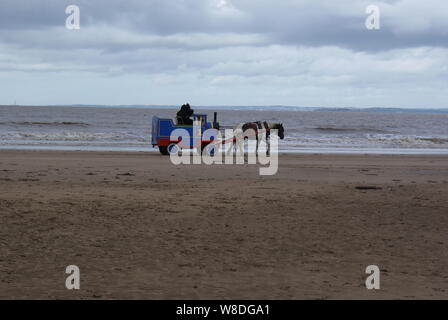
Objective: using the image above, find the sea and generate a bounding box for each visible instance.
[1,105,448,154]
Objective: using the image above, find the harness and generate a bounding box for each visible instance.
[241,121,271,140]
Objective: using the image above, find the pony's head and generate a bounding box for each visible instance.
[274,123,284,139]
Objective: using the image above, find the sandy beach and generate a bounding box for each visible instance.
[0,150,447,299]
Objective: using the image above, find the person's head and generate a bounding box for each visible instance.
[186,103,193,115]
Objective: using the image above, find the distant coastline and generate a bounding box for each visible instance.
[2,104,448,114]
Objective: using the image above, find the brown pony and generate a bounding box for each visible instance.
[233,121,284,156]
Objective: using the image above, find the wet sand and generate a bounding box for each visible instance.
[0,150,447,299]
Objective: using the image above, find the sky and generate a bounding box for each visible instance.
[0,0,447,108]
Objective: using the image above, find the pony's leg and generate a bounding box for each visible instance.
[233,130,240,156]
[235,134,243,158]
[237,137,242,156]
[228,129,234,156]
[266,136,270,156]
[236,136,245,163]
[239,138,244,158]
[255,135,259,158]
[226,138,233,156]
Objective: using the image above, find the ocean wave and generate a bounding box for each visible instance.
[0,121,89,126]
[312,126,391,134]
[282,134,448,148]
[0,131,149,142]
[0,126,447,151]
[416,137,448,144]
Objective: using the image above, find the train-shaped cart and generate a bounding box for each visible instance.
[151,112,220,155]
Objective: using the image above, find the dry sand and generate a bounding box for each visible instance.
[0,150,447,299]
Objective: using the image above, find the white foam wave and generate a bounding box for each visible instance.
[0,131,149,142]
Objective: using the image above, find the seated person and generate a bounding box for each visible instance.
[176,103,194,125]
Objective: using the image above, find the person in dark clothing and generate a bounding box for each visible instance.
[176,103,194,125]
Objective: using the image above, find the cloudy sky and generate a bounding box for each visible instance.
[0,0,447,108]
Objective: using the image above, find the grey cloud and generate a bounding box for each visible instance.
[0,0,447,108]
[1,0,447,52]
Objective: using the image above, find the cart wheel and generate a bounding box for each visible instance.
[201,142,216,156]
[167,142,181,155]
[159,146,169,155]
